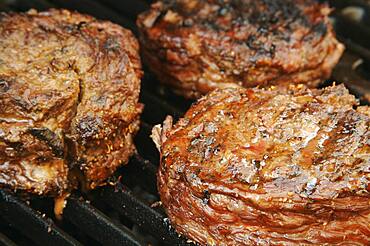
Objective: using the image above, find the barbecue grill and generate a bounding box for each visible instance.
[0,0,369,245]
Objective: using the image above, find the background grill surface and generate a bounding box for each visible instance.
[0,0,369,245]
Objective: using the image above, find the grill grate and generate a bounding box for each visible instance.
[0,190,81,246]
[0,0,369,245]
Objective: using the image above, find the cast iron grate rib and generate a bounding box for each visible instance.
[0,190,82,246]
[0,0,369,245]
[0,232,16,246]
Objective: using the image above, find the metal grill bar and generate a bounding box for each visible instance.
[336,17,370,52]
[0,232,17,246]
[0,190,81,246]
[100,186,192,246]
[332,51,370,98]
[63,197,143,246]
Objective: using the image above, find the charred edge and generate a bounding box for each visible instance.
[75,116,103,143]
[104,37,121,52]
[64,136,78,168]
[202,189,211,204]
[28,128,64,157]
[1,140,24,152]
[64,21,89,34]
[0,78,10,93]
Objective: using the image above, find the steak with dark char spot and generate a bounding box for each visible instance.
[0,9,143,195]
[138,0,344,98]
[153,84,369,245]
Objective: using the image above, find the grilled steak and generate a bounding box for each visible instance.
[153,84,369,245]
[138,0,344,99]
[0,9,143,195]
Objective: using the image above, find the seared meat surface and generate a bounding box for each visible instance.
[153,85,369,245]
[138,0,344,98]
[0,9,143,195]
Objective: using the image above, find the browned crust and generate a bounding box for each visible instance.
[155,85,370,245]
[0,9,143,195]
[138,0,344,99]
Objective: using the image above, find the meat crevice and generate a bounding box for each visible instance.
[0,9,143,195]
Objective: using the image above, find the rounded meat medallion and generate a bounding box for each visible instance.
[152,84,369,245]
[138,0,344,99]
[0,9,143,195]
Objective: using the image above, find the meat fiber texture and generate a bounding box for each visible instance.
[153,84,369,245]
[138,0,344,99]
[0,9,143,195]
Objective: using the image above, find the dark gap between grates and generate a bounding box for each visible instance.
[135,122,160,164]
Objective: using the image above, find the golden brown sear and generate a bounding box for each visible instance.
[0,9,143,195]
[153,84,369,245]
[138,0,344,99]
